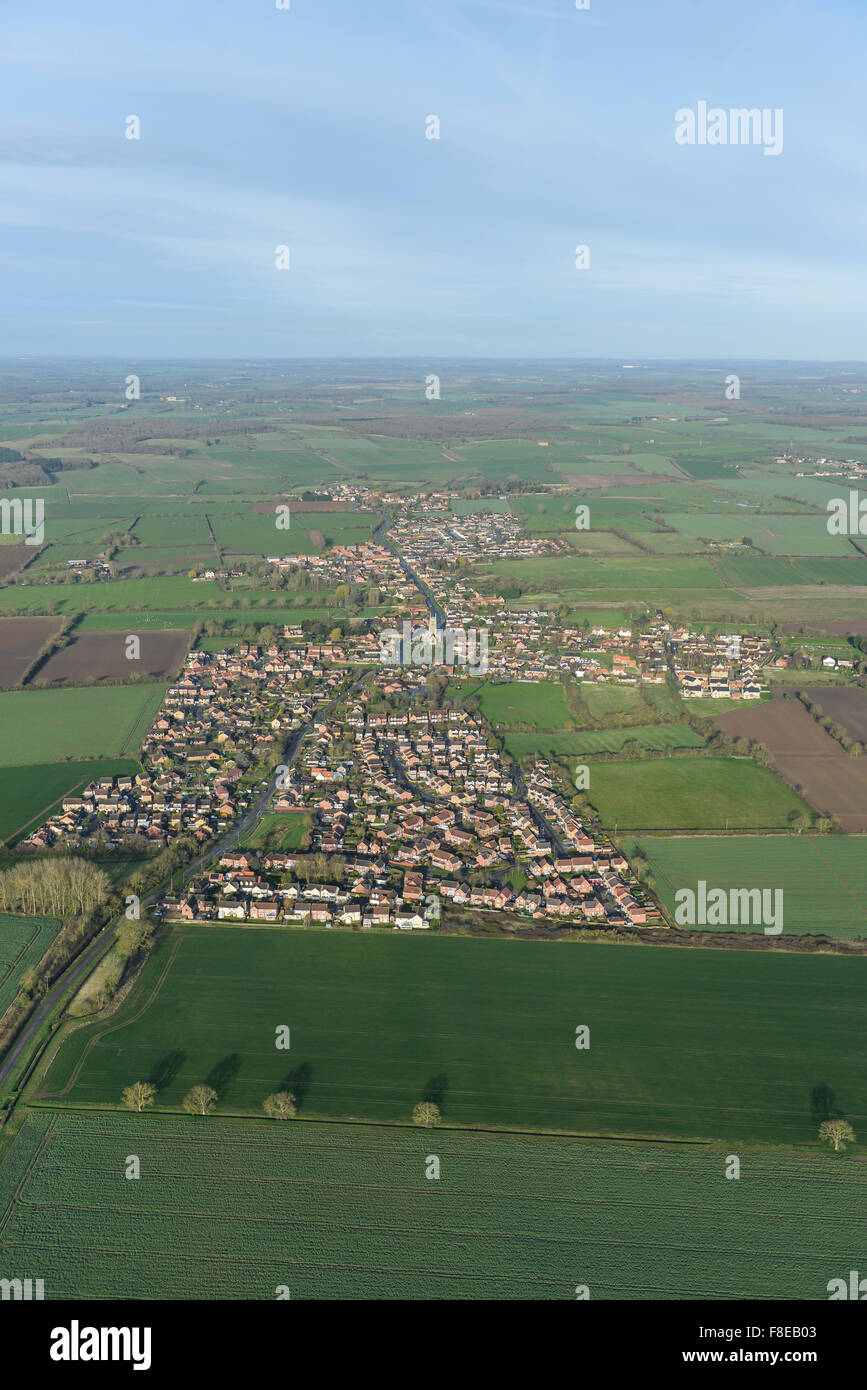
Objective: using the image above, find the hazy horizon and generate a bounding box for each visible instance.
[1,0,865,358]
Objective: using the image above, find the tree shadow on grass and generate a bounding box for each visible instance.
[205,1053,242,1097]
[810,1084,842,1124]
[280,1062,313,1111]
[148,1051,187,1092]
[422,1073,448,1109]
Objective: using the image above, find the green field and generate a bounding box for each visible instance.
[0,577,218,615]
[663,511,852,557]
[38,927,867,1146]
[0,1108,862,1299]
[580,682,681,723]
[486,554,724,593]
[627,834,867,938]
[209,510,374,556]
[717,555,867,588]
[0,757,142,843]
[0,915,60,1017]
[586,757,808,830]
[76,612,203,631]
[0,578,367,617]
[477,681,575,730]
[0,686,164,766]
[504,723,705,759]
[239,813,312,851]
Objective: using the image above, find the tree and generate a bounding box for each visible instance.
[412,1101,441,1128]
[121,1082,156,1113]
[819,1119,855,1152]
[263,1091,297,1120]
[115,919,152,956]
[183,1084,218,1116]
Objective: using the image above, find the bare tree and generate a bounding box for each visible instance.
[121,1082,156,1113]
[412,1102,441,1128]
[0,857,110,919]
[263,1091,297,1120]
[819,1119,855,1153]
[183,1085,218,1117]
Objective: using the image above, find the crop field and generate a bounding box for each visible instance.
[209,510,374,556]
[75,611,207,631]
[130,515,214,548]
[114,547,216,572]
[38,927,867,1146]
[0,685,165,766]
[0,1109,863,1300]
[717,555,867,588]
[715,698,867,831]
[0,577,219,615]
[486,554,724,593]
[735,585,867,627]
[0,915,59,1017]
[586,757,808,830]
[504,723,705,759]
[79,605,366,632]
[629,834,867,939]
[477,681,575,730]
[438,439,563,484]
[0,616,63,686]
[33,631,190,686]
[662,511,852,557]
[633,531,704,554]
[568,531,645,555]
[543,498,665,531]
[509,493,581,529]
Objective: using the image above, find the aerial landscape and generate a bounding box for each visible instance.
[0,0,865,1338]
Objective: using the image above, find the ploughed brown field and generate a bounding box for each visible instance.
[714,694,867,831]
[0,615,64,686]
[0,546,32,581]
[32,630,191,686]
[798,685,867,744]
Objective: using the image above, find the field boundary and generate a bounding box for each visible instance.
[21,1101,717,1148]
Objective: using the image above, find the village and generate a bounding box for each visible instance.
[22,624,656,932]
[23,598,780,873]
[162,674,653,930]
[24,640,358,853]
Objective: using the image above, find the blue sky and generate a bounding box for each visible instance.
[1,0,865,358]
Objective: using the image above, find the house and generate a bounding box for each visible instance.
[249,899,282,921]
[394,912,426,930]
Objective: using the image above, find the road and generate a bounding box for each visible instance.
[373,512,446,628]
